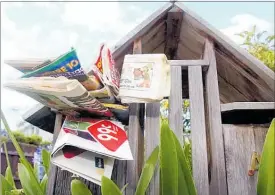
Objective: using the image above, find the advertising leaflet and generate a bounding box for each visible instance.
[51,116,133,185]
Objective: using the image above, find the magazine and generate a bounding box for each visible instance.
[94,44,120,97]
[51,117,133,185]
[4,76,113,117]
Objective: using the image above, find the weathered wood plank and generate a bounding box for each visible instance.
[164,6,183,59]
[204,39,228,195]
[223,124,268,195]
[169,66,183,145]
[188,66,209,195]
[144,103,160,195]
[218,75,250,103]
[111,2,173,59]
[125,38,145,195]
[175,2,274,88]
[47,113,62,195]
[215,49,274,102]
[169,60,209,70]
[221,102,275,112]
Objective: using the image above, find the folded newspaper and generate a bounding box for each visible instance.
[4,47,129,118]
[4,76,113,117]
[51,116,133,185]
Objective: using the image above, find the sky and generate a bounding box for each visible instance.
[1,1,274,139]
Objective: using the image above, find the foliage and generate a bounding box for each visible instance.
[1,110,50,195]
[160,99,191,133]
[257,119,274,195]
[183,137,192,173]
[28,134,42,145]
[3,130,51,146]
[236,25,275,71]
[71,123,196,195]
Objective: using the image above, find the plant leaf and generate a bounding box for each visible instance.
[3,142,16,189]
[172,132,197,195]
[71,179,92,195]
[18,163,40,195]
[40,174,48,195]
[33,163,39,181]
[135,146,159,195]
[120,183,128,193]
[257,119,275,195]
[1,111,43,194]
[1,174,15,195]
[42,149,50,175]
[160,123,178,195]
[101,176,122,195]
[5,166,16,189]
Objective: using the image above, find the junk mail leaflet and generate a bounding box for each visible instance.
[52,116,133,160]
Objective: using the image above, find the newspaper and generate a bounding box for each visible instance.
[4,76,113,117]
[51,116,133,185]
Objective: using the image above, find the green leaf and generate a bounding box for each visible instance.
[71,179,92,195]
[1,174,15,195]
[5,166,16,189]
[183,139,192,173]
[135,146,159,195]
[172,132,197,195]
[33,164,39,181]
[101,176,122,195]
[1,110,43,194]
[120,183,128,193]
[42,149,50,175]
[3,142,16,189]
[40,174,48,195]
[257,119,275,195]
[160,123,178,195]
[18,163,41,195]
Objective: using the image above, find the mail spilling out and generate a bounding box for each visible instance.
[4,44,171,185]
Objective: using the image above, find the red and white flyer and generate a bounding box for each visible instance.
[51,116,133,185]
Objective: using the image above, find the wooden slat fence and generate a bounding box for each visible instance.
[47,38,226,195]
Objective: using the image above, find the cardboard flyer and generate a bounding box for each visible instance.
[51,117,133,185]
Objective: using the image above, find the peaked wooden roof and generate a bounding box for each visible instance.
[106,2,274,103]
[20,2,275,133]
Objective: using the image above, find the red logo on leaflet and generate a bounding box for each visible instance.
[87,120,127,152]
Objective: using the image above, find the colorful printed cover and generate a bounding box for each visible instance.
[22,49,102,92]
[51,117,133,185]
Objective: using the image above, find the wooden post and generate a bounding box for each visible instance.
[144,103,160,195]
[169,66,183,145]
[204,39,228,195]
[47,113,62,195]
[125,38,145,194]
[188,66,209,195]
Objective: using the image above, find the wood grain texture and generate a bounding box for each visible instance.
[125,38,145,195]
[111,2,173,59]
[204,39,228,195]
[223,124,269,195]
[188,66,209,195]
[169,66,183,145]
[175,2,274,88]
[164,6,183,59]
[215,49,274,102]
[221,102,275,112]
[47,113,62,195]
[218,75,250,103]
[144,103,160,195]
